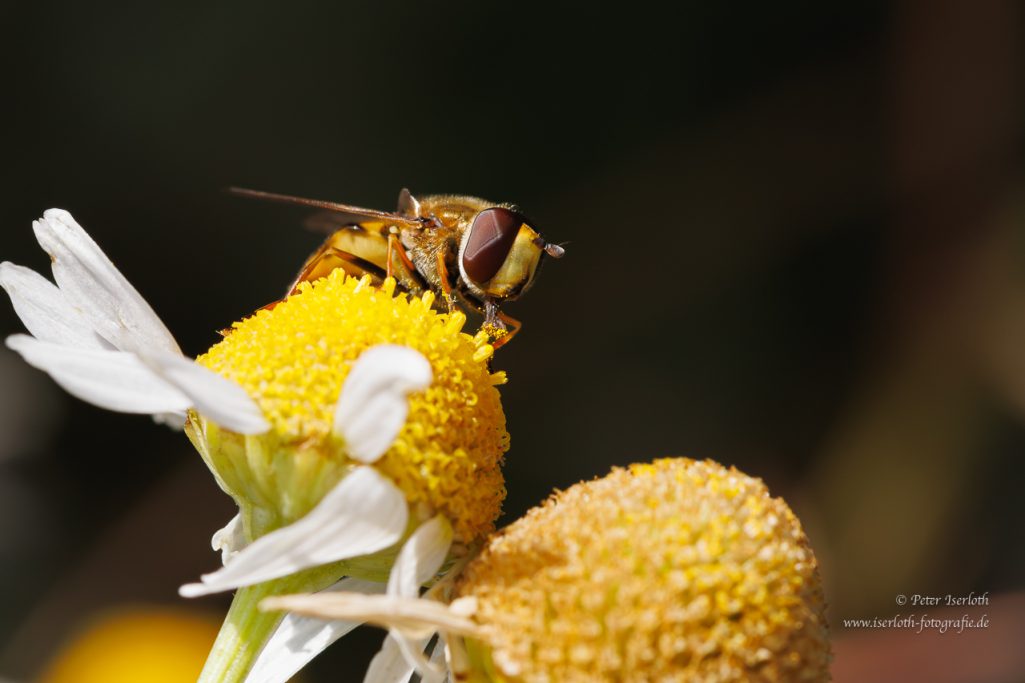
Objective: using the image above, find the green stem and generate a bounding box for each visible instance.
[197,568,339,683]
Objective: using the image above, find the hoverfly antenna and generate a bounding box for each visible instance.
[532,236,565,259]
[544,243,565,258]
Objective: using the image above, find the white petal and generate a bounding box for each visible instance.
[333,345,432,463]
[153,411,187,429]
[387,516,452,599]
[363,634,409,683]
[363,632,433,683]
[428,638,449,681]
[140,350,269,435]
[0,262,110,349]
[246,578,385,683]
[212,513,247,566]
[180,467,407,597]
[32,209,180,354]
[259,593,477,636]
[5,334,191,414]
[391,630,445,683]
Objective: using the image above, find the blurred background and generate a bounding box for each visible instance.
[1,1,1024,681]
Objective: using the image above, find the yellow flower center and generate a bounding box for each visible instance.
[190,271,509,543]
[454,458,830,682]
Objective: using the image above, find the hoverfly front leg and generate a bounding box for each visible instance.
[481,297,517,348]
[434,251,458,312]
[491,310,522,350]
[482,298,502,329]
[385,232,417,280]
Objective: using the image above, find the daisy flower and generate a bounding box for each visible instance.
[2,210,510,683]
[267,458,832,683]
[0,209,267,434]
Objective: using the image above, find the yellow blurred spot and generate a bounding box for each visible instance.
[39,608,227,683]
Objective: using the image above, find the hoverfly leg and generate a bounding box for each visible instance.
[434,251,457,311]
[385,233,395,279]
[288,247,335,295]
[220,297,283,337]
[482,298,502,328]
[386,232,418,280]
[490,311,522,350]
[481,298,515,348]
[290,246,387,295]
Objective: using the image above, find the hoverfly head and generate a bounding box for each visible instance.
[458,207,562,300]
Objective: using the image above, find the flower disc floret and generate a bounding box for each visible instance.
[191,271,509,542]
[454,458,830,683]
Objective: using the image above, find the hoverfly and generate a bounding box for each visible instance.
[231,187,564,348]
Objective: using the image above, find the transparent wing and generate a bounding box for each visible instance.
[228,187,423,232]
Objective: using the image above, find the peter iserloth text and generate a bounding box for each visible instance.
[909,592,989,607]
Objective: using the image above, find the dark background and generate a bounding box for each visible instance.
[2,2,1024,681]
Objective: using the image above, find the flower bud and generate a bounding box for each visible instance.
[453,458,830,682]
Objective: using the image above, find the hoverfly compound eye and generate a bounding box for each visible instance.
[462,207,525,285]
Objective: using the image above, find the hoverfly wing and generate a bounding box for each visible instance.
[227,187,423,232]
[396,188,421,217]
[303,209,372,235]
